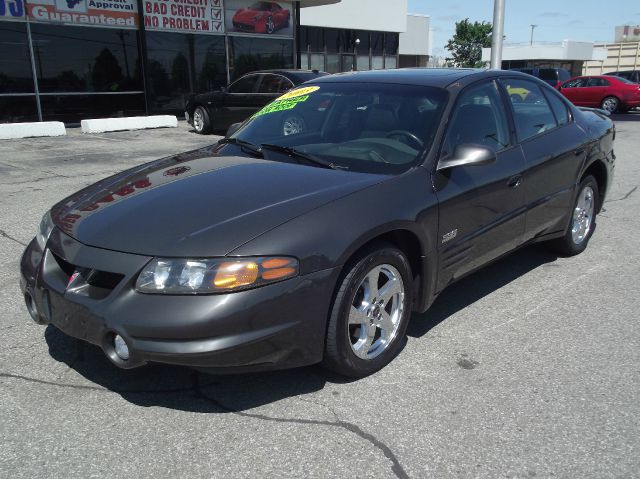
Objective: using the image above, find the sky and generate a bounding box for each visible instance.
[408,0,640,57]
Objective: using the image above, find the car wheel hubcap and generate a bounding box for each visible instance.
[194,110,203,131]
[348,264,405,360]
[602,98,617,112]
[283,116,305,136]
[571,185,595,245]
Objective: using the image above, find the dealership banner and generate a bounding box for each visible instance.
[225,0,293,37]
[27,0,138,28]
[143,0,224,34]
[0,0,26,20]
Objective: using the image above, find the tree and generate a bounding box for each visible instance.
[445,19,492,68]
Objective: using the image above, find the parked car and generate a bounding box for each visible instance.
[231,1,290,34]
[21,69,615,378]
[604,70,640,84]
[185,69,329,134]
[509,67,571,89]
[559,75,640,113]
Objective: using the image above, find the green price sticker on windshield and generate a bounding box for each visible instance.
[253,95,310,118]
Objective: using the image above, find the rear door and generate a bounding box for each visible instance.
[434,80,527,288]
[501,77,589,240]
[220,74,262,126]
[560,77,587,105]
[584,77,609,107]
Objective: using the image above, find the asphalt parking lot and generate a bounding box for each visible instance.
[1,116,639,478]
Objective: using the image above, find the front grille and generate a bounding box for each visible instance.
[51,251,124,292]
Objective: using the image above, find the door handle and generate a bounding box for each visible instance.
[507,174,523,188]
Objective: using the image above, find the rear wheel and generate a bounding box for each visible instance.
[323,245,413,378]
[193,106,212,134]
[600,96,619,113]
[549,175,599,256]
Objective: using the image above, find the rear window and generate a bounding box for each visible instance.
[615,76,636,85]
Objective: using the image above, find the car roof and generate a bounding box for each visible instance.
[241,69,329,83]
[309,68,534,88]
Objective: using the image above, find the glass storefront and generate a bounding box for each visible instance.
[1,0,402,124]
[228,36,293,80]
[0,21,38,122]
[145,32,226,115]
[298,26,399,73]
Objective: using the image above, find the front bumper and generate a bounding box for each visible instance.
[20,228,338,372]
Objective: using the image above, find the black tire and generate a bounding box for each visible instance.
[193,106,212,134]
[322,244,413,378]
[549,175,599,256]
[600,96,619,114]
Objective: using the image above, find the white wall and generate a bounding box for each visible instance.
[481,41,599,62]
[300,0,408,33]
[399,14,430,56]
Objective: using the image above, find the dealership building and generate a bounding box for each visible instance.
[0,0,431,124]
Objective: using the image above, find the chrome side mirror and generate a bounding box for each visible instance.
[437,144,496,171]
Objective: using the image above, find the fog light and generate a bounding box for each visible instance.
[114,334,130,360]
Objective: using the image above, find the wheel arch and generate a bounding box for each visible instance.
[334,227,434,314]
[582,159,608,212]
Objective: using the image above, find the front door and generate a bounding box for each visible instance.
[434,80,527,290]
[221,74,262,127]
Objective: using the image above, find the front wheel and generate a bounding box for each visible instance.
[600,96,619,113]
[549,175,599,256]
[193,106,212,134]
[323,245,413,378]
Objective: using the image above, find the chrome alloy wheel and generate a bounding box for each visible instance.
[193,109,204,132]
[282,115,305,136]
[601,97,618,113]
[348,264,405,360]
[572,185,595,245]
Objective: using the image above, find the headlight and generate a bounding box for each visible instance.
[36,211,54,250]
[135,257,299,294]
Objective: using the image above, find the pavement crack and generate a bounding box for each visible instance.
[605,185,637,203]
[0,229,27,246]
[193,375,409,479]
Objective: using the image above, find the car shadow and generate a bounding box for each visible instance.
[406,244,558,338]
[44,244,557,412]
[611,111,640,122]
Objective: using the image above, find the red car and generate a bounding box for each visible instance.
[559,75,640,113]
[232,1,290,34]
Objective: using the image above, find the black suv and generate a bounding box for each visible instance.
[509,67,571,89]
[604,70,640,84]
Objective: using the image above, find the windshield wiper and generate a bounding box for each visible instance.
[218,137,263,157]
[260,144,343,170]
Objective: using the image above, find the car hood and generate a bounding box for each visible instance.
[51,150,385,257]
[233,9,263,21]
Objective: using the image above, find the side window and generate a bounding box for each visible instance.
[258,75,294,94]
[503,78,558,141]
[563,78,585,88]
[543,90,570,126]
[228,75,259,94]
[443,81,510,156]
[277,77,294,93]
[587,77,608,87]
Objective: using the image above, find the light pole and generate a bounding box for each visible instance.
[530,24,537,46]
[490,0,505,69]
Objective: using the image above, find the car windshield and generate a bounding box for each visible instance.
[230,82,448,174]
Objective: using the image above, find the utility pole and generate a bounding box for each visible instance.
[490,0,505,69]
[530,24,537,46]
